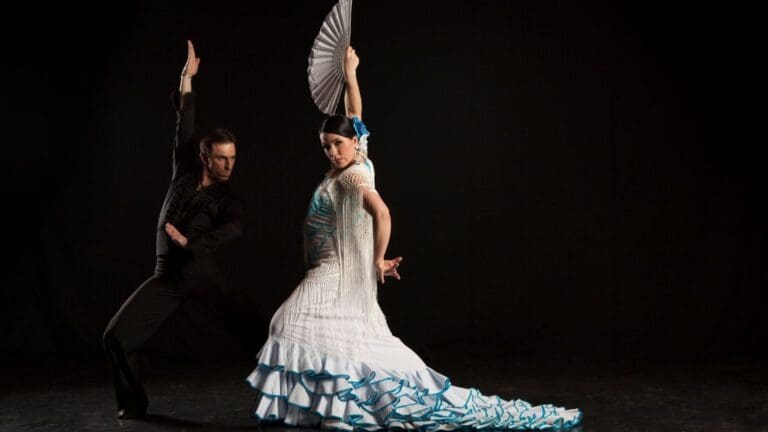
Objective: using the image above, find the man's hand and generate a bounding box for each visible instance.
[165,223,188,248]
[182,40,200,78]
[179,40,200,96]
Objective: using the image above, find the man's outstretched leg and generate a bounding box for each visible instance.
[103,275,184,419]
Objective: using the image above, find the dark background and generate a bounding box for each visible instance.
[4,0,766,365]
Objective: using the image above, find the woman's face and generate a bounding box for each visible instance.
[320,133,358,169]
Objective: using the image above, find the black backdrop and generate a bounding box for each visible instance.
[4,0,766,363]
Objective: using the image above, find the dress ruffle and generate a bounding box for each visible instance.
[246,338,582,430]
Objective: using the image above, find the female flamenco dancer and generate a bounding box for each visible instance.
[245,47,582,430]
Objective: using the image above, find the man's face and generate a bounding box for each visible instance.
[202,142,236,183]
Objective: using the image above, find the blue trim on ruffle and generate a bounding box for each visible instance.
[246,362,582,430]
[254,362,453,397]
[249,396,383,429]
[248,364,453,415]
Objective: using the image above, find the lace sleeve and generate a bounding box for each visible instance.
[336,163,376,193]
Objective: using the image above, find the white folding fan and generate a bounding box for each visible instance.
[307,0,353,115]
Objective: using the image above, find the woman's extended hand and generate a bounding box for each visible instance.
[376,257,403,284]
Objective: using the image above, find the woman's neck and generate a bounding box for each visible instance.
[329,160,358,178]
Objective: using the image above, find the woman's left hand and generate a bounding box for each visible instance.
[376,257,403,284]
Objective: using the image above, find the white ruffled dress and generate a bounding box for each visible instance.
[246,160,582,430]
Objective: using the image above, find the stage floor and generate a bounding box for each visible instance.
[1,353,766,431]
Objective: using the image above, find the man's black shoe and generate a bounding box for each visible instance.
[117,408,146,419]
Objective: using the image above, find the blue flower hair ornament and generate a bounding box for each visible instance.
[351,116,370,154]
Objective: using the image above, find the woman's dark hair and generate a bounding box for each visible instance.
[199,128,237,155]
[319,115,356,139]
